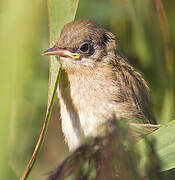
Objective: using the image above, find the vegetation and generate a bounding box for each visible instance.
[0,0,175,179]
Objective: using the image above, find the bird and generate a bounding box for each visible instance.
[43,19,156,151]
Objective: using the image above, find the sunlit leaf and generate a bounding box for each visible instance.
[137,119,175,173]
[47,0,79,104]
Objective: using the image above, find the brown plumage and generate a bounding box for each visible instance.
[44,20,156,151]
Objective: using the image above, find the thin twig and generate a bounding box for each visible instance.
[20,68,62,180]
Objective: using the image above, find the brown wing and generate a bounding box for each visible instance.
[114,56,156,124]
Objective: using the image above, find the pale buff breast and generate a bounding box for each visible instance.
[57,57,150,150]
[57,64,121,150]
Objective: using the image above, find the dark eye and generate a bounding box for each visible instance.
[79,43,89,53]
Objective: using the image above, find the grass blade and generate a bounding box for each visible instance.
[137,119,175,173]
[20,0,79,179]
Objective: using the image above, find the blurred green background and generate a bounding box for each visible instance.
[0,0,174,179]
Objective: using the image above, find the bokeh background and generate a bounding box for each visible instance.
[0,0,174,179]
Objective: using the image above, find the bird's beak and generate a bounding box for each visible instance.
[43,46,80,59]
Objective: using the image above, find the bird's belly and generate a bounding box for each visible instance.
[60,101,82,150]
[59,97,114,150]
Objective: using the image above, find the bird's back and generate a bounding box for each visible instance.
[112,54,156,124]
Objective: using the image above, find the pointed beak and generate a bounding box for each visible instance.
[43,46,80,59]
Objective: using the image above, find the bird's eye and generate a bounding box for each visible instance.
[79,43,90,53]
[78,41,94,56]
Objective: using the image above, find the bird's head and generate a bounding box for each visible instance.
[43,20,118,70]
